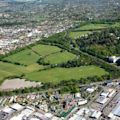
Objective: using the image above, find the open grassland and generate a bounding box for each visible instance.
[0,44,78,83]
[75,23,108,31]
[69,22,120,39]
[69,31,91,39]
[4,44,62,66]
[25,66,108,84]
[44,51,76,64]
[4,49,40,65]
[26,63,44,72]
[31,44,61,56]
[4,44,76,66]
[0,61,28,81]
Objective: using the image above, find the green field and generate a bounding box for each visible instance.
[69,22,120,39]
[4,49,40,65]
[44,51,76,64]
[0,36,110,85]
[31,44,61,56]
[4,44,76,66]
[0,61,28,81]
[75,23,108,31]
[0,44,79,83]
[69,23,108,39]
[25,66,108,83]
[69,31,91,39]
[3,44,61,65]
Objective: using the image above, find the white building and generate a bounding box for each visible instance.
[108,56,120,63]
[90,110,102,119]
[78,99,88,106]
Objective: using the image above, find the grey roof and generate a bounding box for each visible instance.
[112,102,120,117]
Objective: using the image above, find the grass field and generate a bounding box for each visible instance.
[75,23,108,31]
[0,61,28,81]
[26,63,44,72]
[69,31,91,39]
[44,51,76,64]
[4,44,76,66]
[31,44,61,56]
[0,40,109,85]
[69,22,120,39]
[0,43,78,83]
[69,23,108,39]
[25,66,108,84]
[4,49,40,65]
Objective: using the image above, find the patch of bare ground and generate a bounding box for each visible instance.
[0,78,42,91]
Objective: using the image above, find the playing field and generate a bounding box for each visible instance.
[3,44,62,65]
[25,66,108,84]
[69,23,109,39]
[0,43,109,85]
[0,61,28,81]
[44,51,76,64]
[75,23,108,31]
[4,49,40,65]
[31,44,61,56]
[4,44,76,66]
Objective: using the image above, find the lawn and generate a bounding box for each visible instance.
[31,44,61,56]
[26,63,44,72]
[0,61,28,81]
[44,51,76,64]
[75,23,108,31]
[69,31,91,39]
[3,44,74,66]
[4,49,40,65]
[25,66,108,84]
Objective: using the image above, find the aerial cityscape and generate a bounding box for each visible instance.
[0,0,120,120]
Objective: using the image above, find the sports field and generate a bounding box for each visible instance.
[4,44,61,66]
[4,49,40,65]
[0,61,28,81]
[0,36,110,85]
[31,44,61,56]
[69,22,120,39]
[44,51,76,64]
[25,66,108,84]
[75,23,108,31]
[4,44,75,66]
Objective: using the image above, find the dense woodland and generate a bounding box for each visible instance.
[76,28,120,59]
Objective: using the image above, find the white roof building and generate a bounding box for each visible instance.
[108,89,116,98]
[78,99,88,106]
[45,113,53,119]
[75,93,81,98]
[90,110,102,119]
[10,107,35,120]
[86,87,95,93]
[101,91,109,97]
[51,116,61,120]
[96,96,109,104]
[10,103,24,111]
[108,56,120,63]
[3,107,15,114]
[76,108,90,116]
